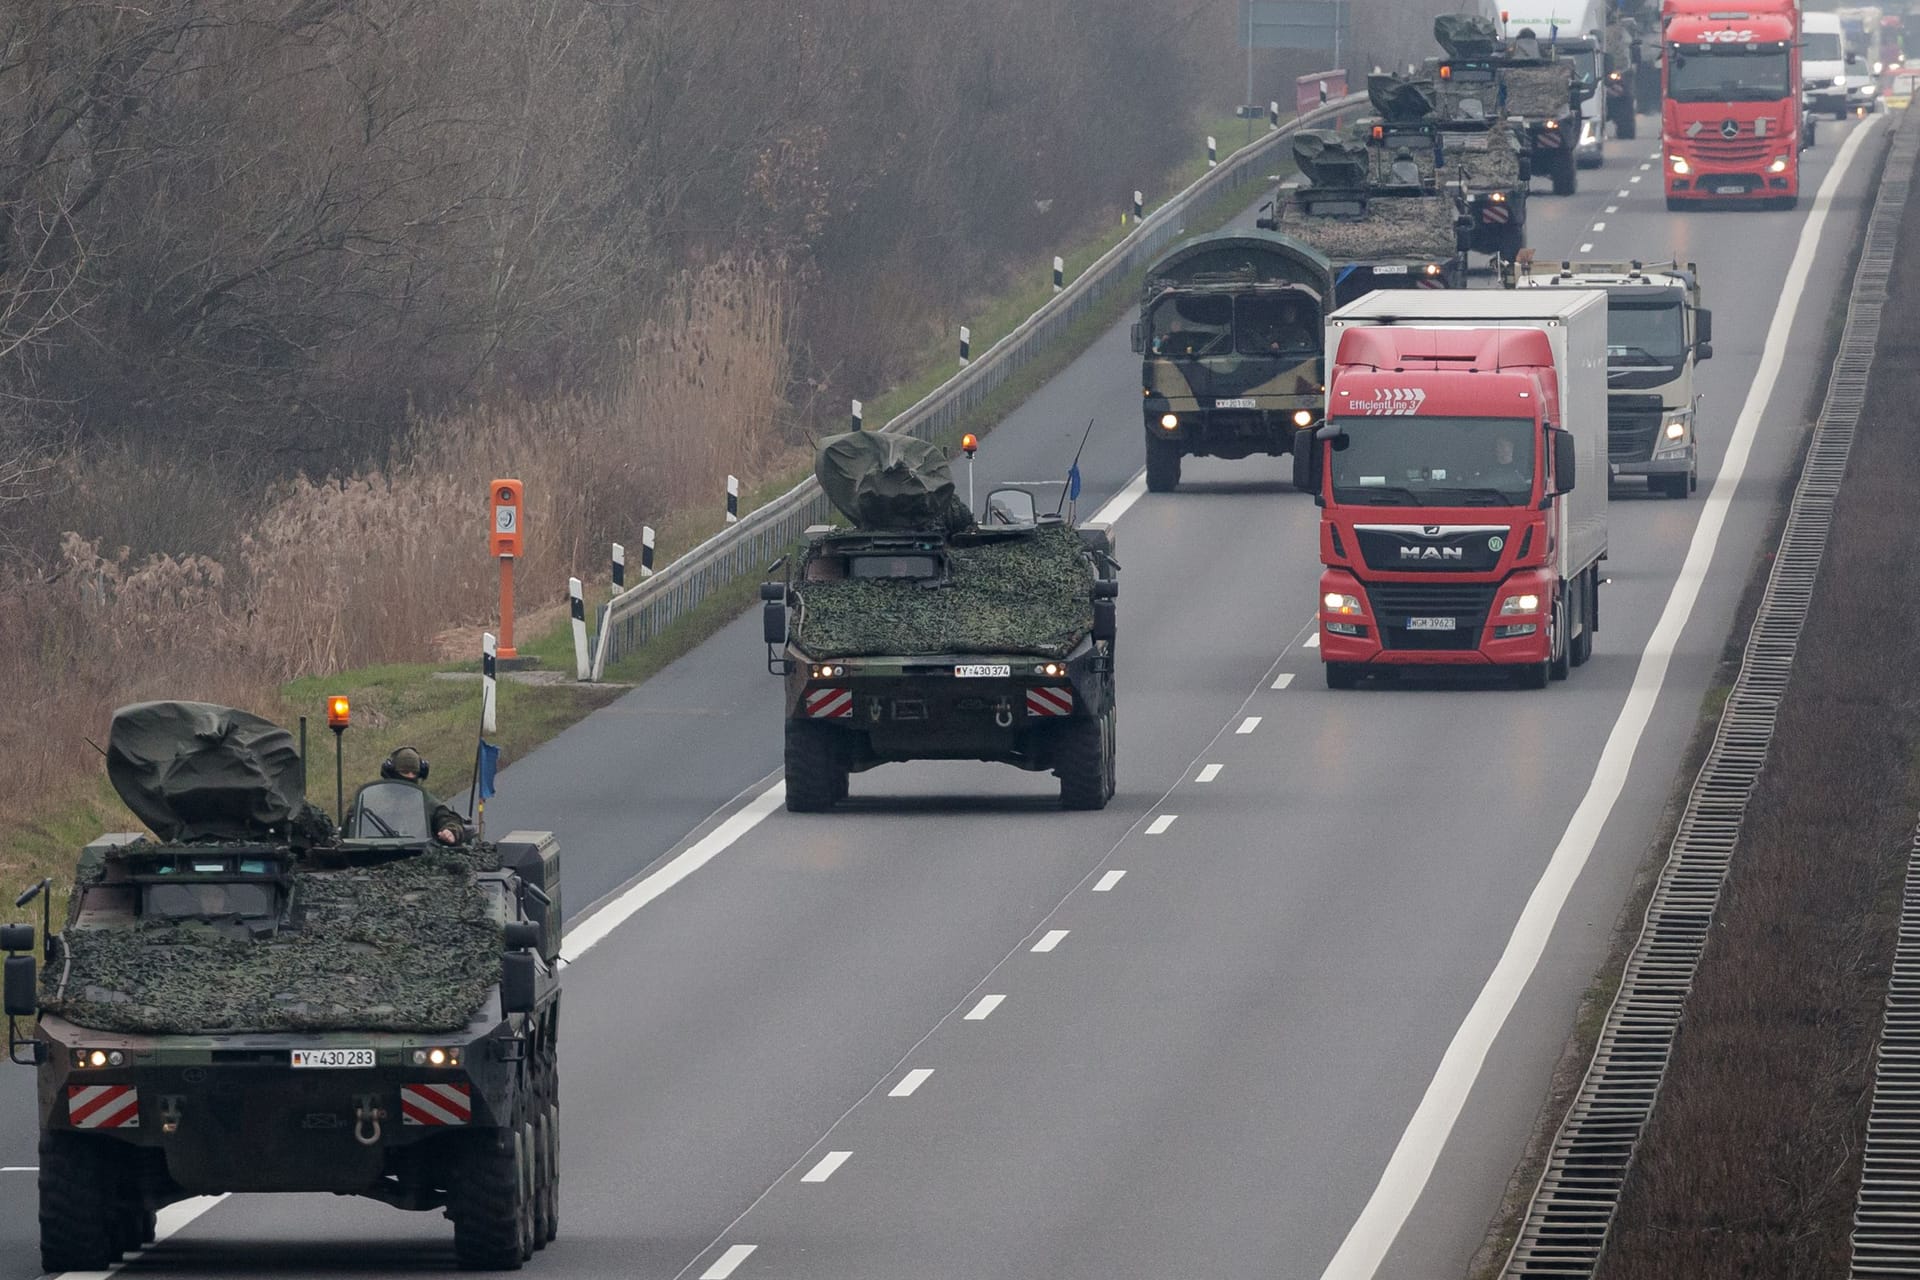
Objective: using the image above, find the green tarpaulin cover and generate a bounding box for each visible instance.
[816,431,975,533]
[106,702,312,843]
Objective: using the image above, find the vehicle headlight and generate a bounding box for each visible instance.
[811,664,846,679]
[1160,413,1179,430]
[1876,60,1886,74]
[73,1049,127,1068]
[1032,662,1065,677]
[1836,74,1849,88]
[1580,120,1597,143]
[1669,153,1690,174]
[1323,592,1362,615]
[411,1047,462,1067]
[1544,118,1560,129]
[1768,154,1790,173]
[1500,593,1541,615]
[1489,190,1507,202]
[1292,410,1314,427]
[1664,419,1687,440]
[1423,263,1443,276]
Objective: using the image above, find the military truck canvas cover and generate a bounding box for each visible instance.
[1369,74,1438,120]
[1143,231,1332,300]
[816,430,974,533]
[106,701,311,843]
[792,523,1095,659]
[1292,131,1372,189]
[1435,12,1502,57]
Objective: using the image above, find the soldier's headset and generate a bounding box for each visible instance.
[379,749,430,782]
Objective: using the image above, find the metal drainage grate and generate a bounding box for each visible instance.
[1503,114,1919,1279]
[1854,823,1920,1276]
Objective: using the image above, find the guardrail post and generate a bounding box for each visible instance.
[851,399,864,432]
[611,543,626,595]
[568,577,589,681]
[641,525,655,578]
[1052,256,1065,293]
[725,475,739,525]
[482,632,498,734]
[1207,135,1218,167]
[959,326,971,368]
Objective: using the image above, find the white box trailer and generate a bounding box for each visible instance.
[1325,288,1610,589]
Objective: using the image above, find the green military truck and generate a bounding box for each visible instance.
[1,702,561,1272]
[1254,131,1471,306]
[763,432,1118,811]
[1432,14,1583,195]
[1361,72,1530,261]
[1132,230,1333,493]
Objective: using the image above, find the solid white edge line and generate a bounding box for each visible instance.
[1315,115,1881,1280]
[1196,763,1224,782]
[801,1150,851,1183]
[1272,672,1295,690]
[1090,470,1150,525]
[0,1166,34,1172]
[1236,716,1261,734]
[1093,869,1127,891]
[890,1068,935,1097]
[702,1243,758,1279]
[1146,814,1178,834]
[1032,929,1070,952]
[965,993,1006,1020]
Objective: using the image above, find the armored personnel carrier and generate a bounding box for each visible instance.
[1,702,561,1271]
[1432,13,1583,195]
[1360,72,1530,261]
[1256,131,1470,306]
[762,431,1118,810]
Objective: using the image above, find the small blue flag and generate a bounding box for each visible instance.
[477,740,500,801]
[1067,461,1083,502]
[1498,80,1510,112]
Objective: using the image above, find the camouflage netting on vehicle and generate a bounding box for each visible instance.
[816,430,974,533]
[1498,64,1576,119]
[44,846,505,1035]
[1435,13,1501,58]
[1292,131,1370,189]
[1273,192,1461,261]
[1364,126,1524,189]
[793,524,1094,659]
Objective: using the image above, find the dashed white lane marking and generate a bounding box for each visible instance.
[1592,221,1606,231]
[1146,814,1178,834]
[1305,632,1321,648]
[964,994,1005,1020]
[1618,188,1631,197]
[801,1151,851,1183]
[1630,174,1643,183]
[1605,204,1618,213]
[1316,112,1883,1280]
[1093,869,1127,892]
[1580,243,1594,252]
[1272,672,1295,690]
[1196,763,1223,783]
[890,1069,934,1097]
[1235,716,1261,735]
[1,1166,35,1172]
[702,1244,758,1278]
[1032,929,1070,952]
[1639,161,1651,170]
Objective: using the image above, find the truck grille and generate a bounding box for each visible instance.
[1364,582,1498,650]
[1608,396,1664,463]
[1690,135,1771,163]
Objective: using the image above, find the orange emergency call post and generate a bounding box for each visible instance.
[491,480,524,658]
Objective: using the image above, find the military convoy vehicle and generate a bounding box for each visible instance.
[1133,230,1333,492]
[1432,14,1583,195]
[1360,72,1530,260]
[1255,131,1470,306]
[1,702,561,1272]
[762,431,1118,811]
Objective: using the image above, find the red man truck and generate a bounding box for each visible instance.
[1661,0,1806,209]
[1293,291,1609,689]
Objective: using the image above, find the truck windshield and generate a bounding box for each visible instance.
[1805,31,1843,61]
[1607,300,1686,368]
[1666,44,1792,100]
[1149,293,1232,357]
[1235,295,1319,357]
[1329,415,1536,507]
[1149,292,1318,360]
[1562,48,1599,84]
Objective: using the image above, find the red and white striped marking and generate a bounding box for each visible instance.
[1026,687,1073,717]
[804,687,853,719]
[400,1083,472,1126]
[1482,203,1510,223]
[67,1084,139,1130]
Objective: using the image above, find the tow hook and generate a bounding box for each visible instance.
[353,1097,386,1147]
[993,700,1014,728]
[159,1096,183,1135]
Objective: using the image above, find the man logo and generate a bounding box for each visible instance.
[1399,546,1464,561]
[1423,525,1442,536]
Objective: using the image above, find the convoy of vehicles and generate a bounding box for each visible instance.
[1365,72,1532,260]
[1490,0,1613,167]
[1432,14,1585,195]
[1661,0,1806,208]
[1296,290,1610,689]
[1133,231,1332,492]
[1507,258,1712,497]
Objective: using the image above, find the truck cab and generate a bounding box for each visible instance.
[1661,0,1805,208]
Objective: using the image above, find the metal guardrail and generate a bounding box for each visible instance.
[586,95,1366,679]
[1501,112,1916,1277]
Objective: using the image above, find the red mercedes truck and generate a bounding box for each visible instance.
[1294,291,1609,689]
[1661,0,1805,209]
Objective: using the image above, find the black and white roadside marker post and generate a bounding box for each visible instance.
[611,542,626,595]
[481,633,498,735]
[726,475,739,525]
[1133,190,1144,223]
[851,399,863,432]
[569,577,589,681]
[1207,135,1218,167]
[641,525,655,578]
[1052,256,1064,293]
[1319,79,1329,107]
[1269,100,1280,129]
[959,326,971,368]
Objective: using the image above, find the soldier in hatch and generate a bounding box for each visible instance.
[381,747,467,844]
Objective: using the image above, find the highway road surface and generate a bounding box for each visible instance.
[0,112,1889,1278]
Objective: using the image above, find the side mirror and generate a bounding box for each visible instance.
[502,920,542,951]
[1518,154,1534,182]
[1291,429,1322,495]
[4,954,36,1018]
[762,600,788,646]
[1130,322,1146,354]
[500,952,538,1016]
[1847,51,1860,65]
[1092,599,1117,644]
[1696,341,1713,362]
[0,924,33,953]
[1695,307,1712,346]
[1552,428,1578,495]
[1091,579,1119,600]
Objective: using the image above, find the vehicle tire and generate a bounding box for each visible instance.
[1499,220,1527,262]
[449,1084,531,1270]
[783,721,845,813]
[40,1133,120,1273]
[1325,662,1359,690]
[1145,438,1182,493]
[1654,471,1690,499]
[531,1074,555,1249]
[1571,571,1595,668]
[1805,120,1818,148]
[1549,591,1571,682]
[1617,111,1637,141]
[1551,147,1577,195]
[1665,195,1683,212]
[1057,712,1110,811]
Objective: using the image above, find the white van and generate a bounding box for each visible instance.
[1804,11,1876,118]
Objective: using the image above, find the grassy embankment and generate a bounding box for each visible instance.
[2,110,1316,911]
